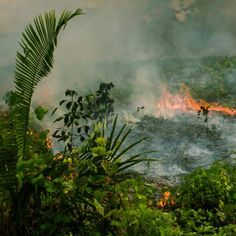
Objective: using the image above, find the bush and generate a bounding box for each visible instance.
[176,161,235,210]
[112,206,182,236]
[176,161,236,227]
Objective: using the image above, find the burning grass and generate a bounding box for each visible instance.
[156,83,236,117]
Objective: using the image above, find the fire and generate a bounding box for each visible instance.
[157,191,175,208]
[156,84,236,117]
[46,136,53,149]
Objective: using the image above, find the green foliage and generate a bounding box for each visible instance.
[34,106,49,121]
[4,91,18,107]
[0,103,153,235]
[14,8,83,161]
[0,108,54,235]
[174,208,217,235]
[17,119,153,235]
[0,108,18,232]
[176,161,235,211]
[74,115,155,175]
[112,206,182,236]
[175,161,236,233]
[174,208,236,235]
[92,82,114,121]
[216,224,236,236]
[1,102,236,236]
[52,82,114,151]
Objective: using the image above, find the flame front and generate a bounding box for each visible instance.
[156,84,236,117]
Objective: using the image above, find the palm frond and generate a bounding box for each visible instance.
[14,9,83,160]
[73,116,156,175]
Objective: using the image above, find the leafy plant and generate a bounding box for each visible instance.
[216,224,236,236]
[174,208,216,235]
[176,161,233,210]
[175,161,236,228]
[34,106,49,121]
[72,115,155,175]
[112,206,182,236]
[90,82,114,121]
[52,82,114,151]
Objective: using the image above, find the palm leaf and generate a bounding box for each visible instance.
[73,117,156,175]
[14,9,83,160]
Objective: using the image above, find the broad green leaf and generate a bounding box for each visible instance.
[94,198,104,216]
[34,106,48,120]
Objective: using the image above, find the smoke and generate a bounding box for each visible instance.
[2,0,236,103]
[1,0,236,176]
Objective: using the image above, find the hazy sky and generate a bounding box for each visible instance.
[1,0,236,107]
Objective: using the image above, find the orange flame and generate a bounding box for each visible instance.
[46,136,53,149]
[156,84,236,117]
[157,191,175,208]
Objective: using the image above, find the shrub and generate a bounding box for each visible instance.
[112,206,182,236]
[176,161,236,227]
[52,83,114,151]
[176,161,234,210]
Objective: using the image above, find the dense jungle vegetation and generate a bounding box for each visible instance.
[0,9,236,236]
